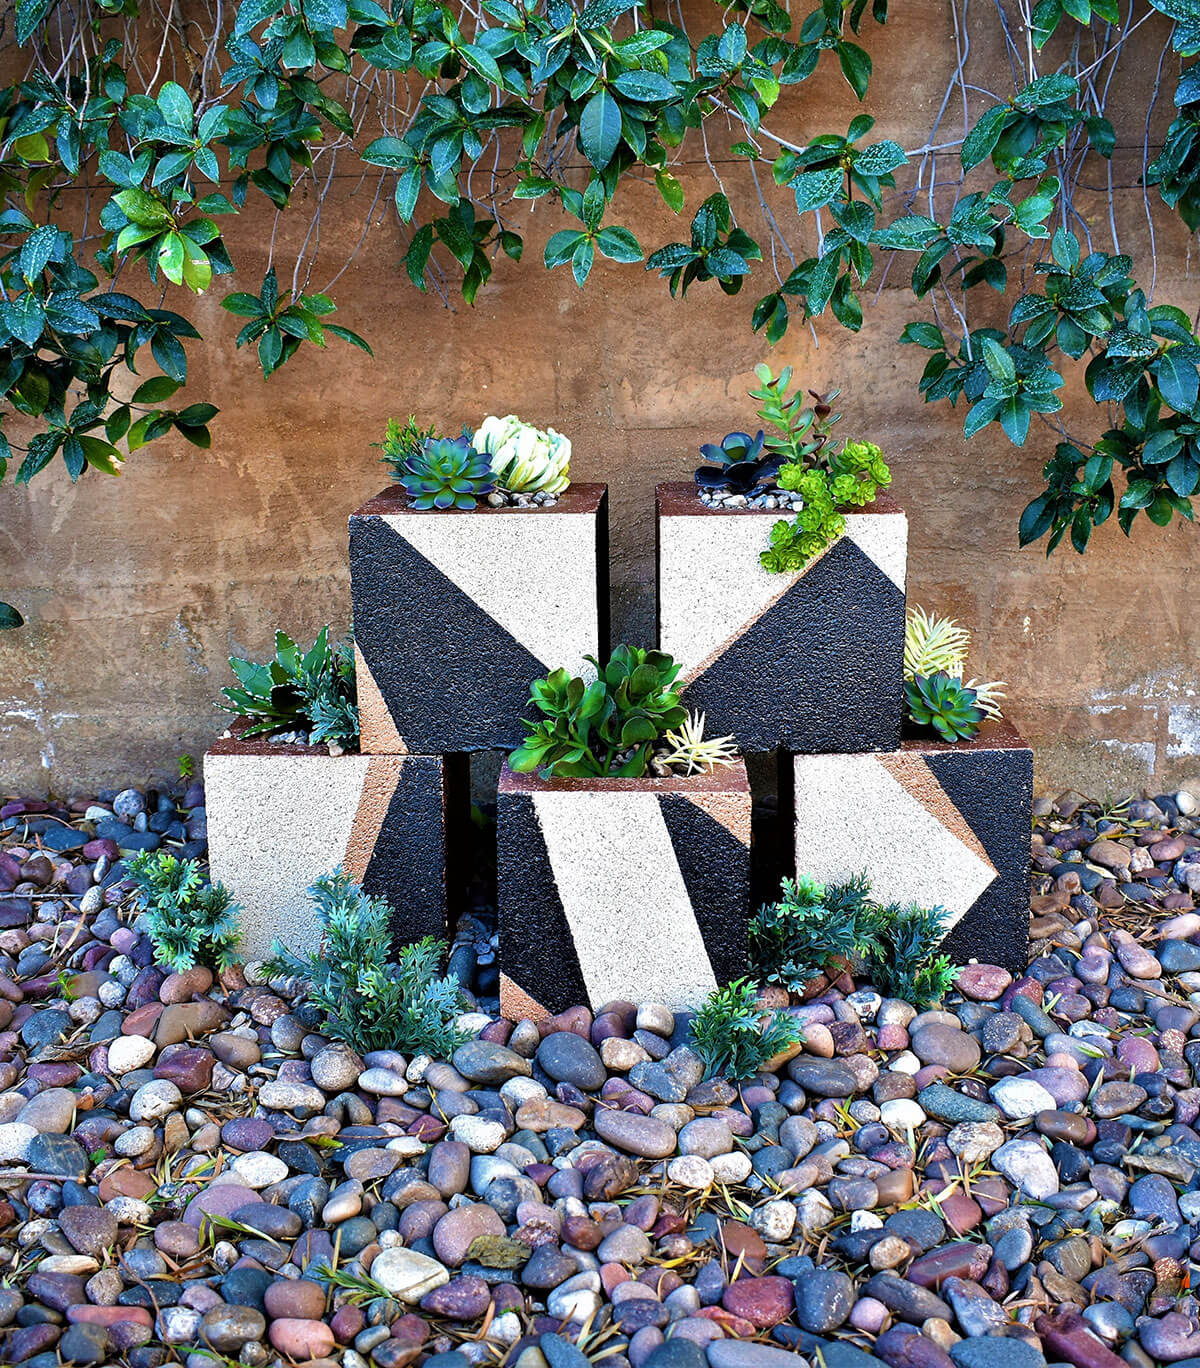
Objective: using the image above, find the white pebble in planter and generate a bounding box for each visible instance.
[204,735,446,959]
[497,760,752,1020]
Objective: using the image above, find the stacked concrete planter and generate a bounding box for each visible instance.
[496,760,753,1020]
[350,485,610,753]
[793,720,1033,972]
[204,734,447,960]
[656,483,908,752]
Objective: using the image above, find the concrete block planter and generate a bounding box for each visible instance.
[204,737,447,960]
[496,760,752,1020]
[656,483,908,752]
[349,484,609,753]
[792,720,1033,971]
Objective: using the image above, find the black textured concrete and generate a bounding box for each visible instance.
[926,742,1034,973]
[362,755,448,949]
[350,517,548,752]
[497,791,589,1015]
[681,537,906,753]
[659,794,752,985]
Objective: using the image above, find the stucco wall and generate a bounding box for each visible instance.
[1,5,1197,796]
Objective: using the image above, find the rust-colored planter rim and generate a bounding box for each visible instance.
[499,757,750,795]
[656,480,903,518]
[352,482,607,519]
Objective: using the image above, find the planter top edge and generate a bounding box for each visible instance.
[499,757,750,794]
[655,481,903,518]
[352,483,607,520]
[899,717,1029,754]
[206,732,353,759]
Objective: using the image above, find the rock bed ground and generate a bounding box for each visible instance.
[2,785,1200,1368]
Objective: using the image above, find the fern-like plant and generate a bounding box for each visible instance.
[860,901,956,1008]
[262,870,470,1057]
[749,873,875,992]
[689,978,804,1081]
[219,627,359,748]
[127,851,242,973]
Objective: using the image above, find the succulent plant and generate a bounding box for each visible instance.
[399,433,495,509]
[658,710,739,775]
[905,606,1006,721]
[904,670,986,743]
[509,644,689,779]
[473,414,571,495]
[694,430,783,493]
[219,627,358,747]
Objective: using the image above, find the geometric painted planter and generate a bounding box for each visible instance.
[496,760,752,1021]
[204,737,447,961]
[656,483,908,753]
[792,719,1033,972]
[349,484,609,753]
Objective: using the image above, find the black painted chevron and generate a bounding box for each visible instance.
[497,792,589,1016]
[685,537,905,753]
[362,757,447,949]
[926,747,1033,974]
[350,517,548,752]
[658,794,751,985]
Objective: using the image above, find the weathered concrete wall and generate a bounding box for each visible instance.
[1,4,1197,796]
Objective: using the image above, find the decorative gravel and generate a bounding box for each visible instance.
[1,782,1200,1368]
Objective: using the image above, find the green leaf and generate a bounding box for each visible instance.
[655,168,684,213]
[836,41,872,99]
[1155,347,1200,411]
[612,70,676,102]
[960,104,1011,170]
[791,166,843,214]
[362,136,411,169]
[16,0,56,43]
[545,229,585,269]
[0,602,22,630]
[1015,72,1079,108]
[578,89,622,171]
[157,81,194,130]
[114,187,171,228]
[899,320,944,348]
[461,44,503,85]
[854,140,907,176]
[594,226,643,262]
[132,376,181,403]
[571,237,595,286]
[982,337,1016,382]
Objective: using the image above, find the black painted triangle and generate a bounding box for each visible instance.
[924,748,1033,973]
[685,537,905,752]
[498,792,589,1016]
[362,759,446,949]
[350,517,548,752]
[658,794,751,985]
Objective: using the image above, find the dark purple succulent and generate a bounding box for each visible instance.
[694,430,782,494]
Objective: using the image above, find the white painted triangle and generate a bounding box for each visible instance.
[659,511,907,681]
[792,753,996,934]
[384,513,598,678]
[532,791,719,1011]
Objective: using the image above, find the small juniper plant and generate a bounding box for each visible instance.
[860,902,957,1008]
[220,627,358,748]
[262,871,469,1057]
[749,873,875,993]
[126,851,242,974]
[689,978,804,1081]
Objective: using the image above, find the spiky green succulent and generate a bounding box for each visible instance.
[905,670,986,743]
[219,627,358,747]
[400,433,495,509]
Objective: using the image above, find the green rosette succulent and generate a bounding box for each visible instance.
[473,414,571,495]
[400,433,495,509]
[905,670,986,742]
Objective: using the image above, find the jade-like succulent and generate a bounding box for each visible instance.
[904,671,986,743]
[400,433,495,509]
[473,414,571,495]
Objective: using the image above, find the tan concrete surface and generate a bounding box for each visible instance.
[1,5,1197,795]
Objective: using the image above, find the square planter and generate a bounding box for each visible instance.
[204,737,447,961]
[350,484,609,753]
[792,720,1033,971]
[656,483,908,752]
[497,760,752,1021]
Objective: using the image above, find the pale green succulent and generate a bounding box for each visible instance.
[473,414,571,495]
